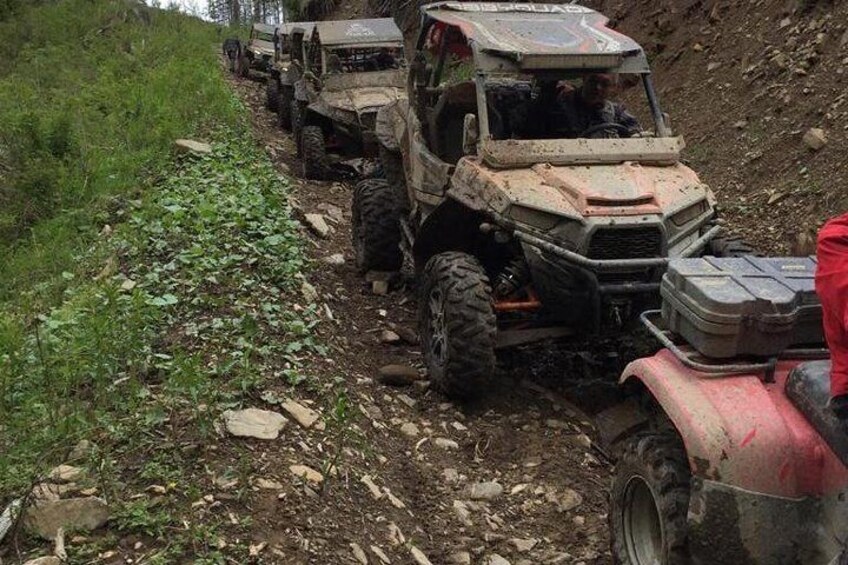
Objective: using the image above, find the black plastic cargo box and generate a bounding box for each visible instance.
[660,256,823,359]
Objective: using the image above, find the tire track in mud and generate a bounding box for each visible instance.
[227,71,613,565]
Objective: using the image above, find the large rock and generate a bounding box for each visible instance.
[281,400,322,430]
[289,465,323,484]
[24,497,109,540]
[435,438,459,450]
[410,547,433,565]
[322,253,345,265]
[300,281,319,303]
[802,128,827,151]
[510,538,538,553]
[466,481,504,500]
[303,214,331,238]
[448,552,472,564]
[222,408,287,439]
[174,139,212,155]
[379,330,401,344]
[548,488,583,512]
[255,478,284,490]
[350,543,368,564]
[400,422,420,437]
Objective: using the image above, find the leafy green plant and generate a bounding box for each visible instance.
[0,133,321,559]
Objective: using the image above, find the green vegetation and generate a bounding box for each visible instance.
[1,132,321,561]
[0,1,321,560]
[0,0,238,308]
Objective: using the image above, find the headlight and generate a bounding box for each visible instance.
[670,200,708,227]
[509,205,562,231]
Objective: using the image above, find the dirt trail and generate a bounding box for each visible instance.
[225,74,612,564]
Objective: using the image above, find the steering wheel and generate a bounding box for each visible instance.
[580,122,632,138]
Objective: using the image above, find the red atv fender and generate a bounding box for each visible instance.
[621,349,848,564]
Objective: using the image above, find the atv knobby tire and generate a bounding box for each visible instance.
[291,101,306,157]
[610,432,691,565]
[266,79,280,112]
[301,126,327,180]
[352,179,402,272]
[419,252,496,400]
[708,234,756,258]
[277,88,292,130]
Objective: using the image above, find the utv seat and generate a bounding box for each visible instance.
[785,360,848,467]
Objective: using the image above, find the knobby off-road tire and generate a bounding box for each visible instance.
[610,432,691,565]
[266,79,280,112]
[291,101,306,157]
[708,234,757,258]
[301,126,327,180]
[352,179,402,272]
[419,252,497,401]
[277,88,292,130]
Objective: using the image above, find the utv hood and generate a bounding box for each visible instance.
[316,87,405,119]
[251,40,276,57]
[451,159,710,220]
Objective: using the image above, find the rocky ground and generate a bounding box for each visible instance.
[216,74,613,564]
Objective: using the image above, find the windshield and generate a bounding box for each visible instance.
[255,32,275,43]
[324,46,403,74]
[423,21,667,143]
[482,73,655,141]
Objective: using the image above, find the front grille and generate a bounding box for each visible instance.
[588,227,663,260]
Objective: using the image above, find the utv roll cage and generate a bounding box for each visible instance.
[416,2,673,155]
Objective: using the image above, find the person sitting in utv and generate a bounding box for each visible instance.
[539,73,641,139]
[327,53,343,74]
[816,212,848,420]
[371,48,397,70]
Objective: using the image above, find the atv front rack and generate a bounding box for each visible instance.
[640,310,829,381]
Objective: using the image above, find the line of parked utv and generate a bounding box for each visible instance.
[227,4,848,563]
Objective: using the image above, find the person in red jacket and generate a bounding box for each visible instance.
[817,213,848,417]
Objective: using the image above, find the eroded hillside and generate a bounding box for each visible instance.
[587,0,848,253]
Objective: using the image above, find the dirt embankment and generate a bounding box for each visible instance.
[588,0,848,253]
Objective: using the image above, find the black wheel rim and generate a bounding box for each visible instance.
[622,476,664,565]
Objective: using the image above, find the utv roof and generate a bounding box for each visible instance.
[252,23,277,35]
[280,22,315,37]
[313,18,404,48]
[420,2,649,73]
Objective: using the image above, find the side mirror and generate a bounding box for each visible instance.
[462,113,479,155]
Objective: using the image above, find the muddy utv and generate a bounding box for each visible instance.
[266,22,316,128]
[359,2,753,399]
[237,22,278,78]
[290,18,406,180]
